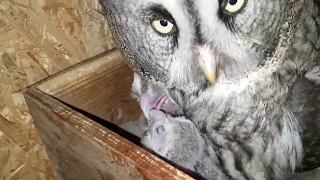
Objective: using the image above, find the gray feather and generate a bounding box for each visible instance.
[141,111,231,180]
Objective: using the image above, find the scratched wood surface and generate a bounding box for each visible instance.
[24,48,194,180]
[37,48,141,126]
[0,0,114,179]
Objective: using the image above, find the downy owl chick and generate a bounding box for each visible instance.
[130,72,184,136]
[131,72,184,120]
[141,109,230,180]
[100,0,320,179]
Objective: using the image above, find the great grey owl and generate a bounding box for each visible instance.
[99,0,320,179]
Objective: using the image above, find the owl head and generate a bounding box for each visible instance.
[100,0,304,104]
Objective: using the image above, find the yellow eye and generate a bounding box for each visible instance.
[152,19,174,35]
[224,0,247,14]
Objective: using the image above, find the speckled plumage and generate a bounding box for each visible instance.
[141,109,230,180]
[100,0,320,179]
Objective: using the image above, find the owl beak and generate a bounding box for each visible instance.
[197,45,217,84]
[202,64,216,84]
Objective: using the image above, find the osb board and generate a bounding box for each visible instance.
[0,0,115,179]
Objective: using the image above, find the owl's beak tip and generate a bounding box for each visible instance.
[197,45,217,85]
[202,66,216,84]
[205,71,216,84]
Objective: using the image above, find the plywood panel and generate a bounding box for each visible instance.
[0,0,115,179]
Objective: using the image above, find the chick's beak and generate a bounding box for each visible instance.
[197,45,217,84]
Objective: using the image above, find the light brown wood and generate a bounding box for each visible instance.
[34,48,141,125]
[24,87,194,180]
[23,49,194,179]
[0,1,115,178]
[24,48,194,180]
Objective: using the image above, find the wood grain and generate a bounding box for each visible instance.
[23,48,194,179]
[24,87,194,180]
[35,48,141,125]
[0,1,115,178]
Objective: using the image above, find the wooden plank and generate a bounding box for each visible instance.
[31,48,140,125]
[35,48,123,94]
[24,87,194,180]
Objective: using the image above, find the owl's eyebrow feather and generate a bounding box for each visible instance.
[145,4,175,23]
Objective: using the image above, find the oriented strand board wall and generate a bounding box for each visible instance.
[0,0,114,179]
